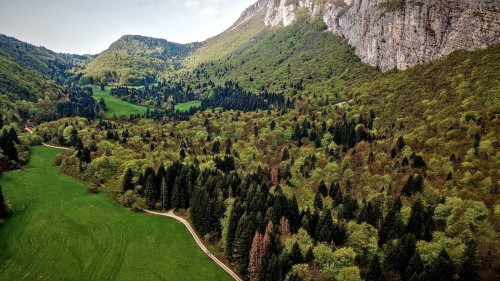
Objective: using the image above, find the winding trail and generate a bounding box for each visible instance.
[24,127,70,150]
[144,210,243,281]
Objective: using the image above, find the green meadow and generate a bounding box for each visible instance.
[175,101,201,112]
[0,146,232,281]
[91,85,148,118]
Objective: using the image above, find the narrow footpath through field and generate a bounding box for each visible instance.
[145,210,243,281]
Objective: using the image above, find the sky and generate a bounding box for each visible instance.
[0,0,256,55]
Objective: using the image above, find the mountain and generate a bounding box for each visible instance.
[243,0,500,71]
[0,34,88,84]
[82,35,199,86]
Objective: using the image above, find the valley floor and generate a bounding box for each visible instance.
[0,146,232,281]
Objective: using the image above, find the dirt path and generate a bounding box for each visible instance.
[334,99,354,107]
[144,210,243,281]
[24,127,70,150]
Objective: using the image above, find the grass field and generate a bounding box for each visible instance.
[0,146,232,281]
[175,101,201,112]
[91,85,148,118]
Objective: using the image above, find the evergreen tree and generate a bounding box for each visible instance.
[289,242,303,265]
[232,212,255,275]
[459,239,479,281]
[248,232,266,281]
[429,249,455,281]
[313,191,323,210]
[405,252,425,280]
[0,129,19,163]
[281,147,290,161]
[227,201,244,258]
[304,246,314,263]
[160,177,168,210]
[406,199,426,239]
[383,234,416,275]
[379,198,404,245]
[270,120,276,131]
[318,180,328,197]
[0,114,3,129]
[316,211,334,244]
[144,175,156,209]
[122,168,134,192]
[179,148,186,159]
[8,127,19,144]
[338,194,358,220]
[396,136,405,151]
[366,255,385,281]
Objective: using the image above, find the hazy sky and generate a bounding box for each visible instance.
[0,0,256,54]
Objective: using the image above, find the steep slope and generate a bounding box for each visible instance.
[233,0,500,71]
[83,35,198,86]
[0,55,63,122]
[0,34,88,84]
[174,12,378,101]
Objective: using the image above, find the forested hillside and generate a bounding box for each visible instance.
[0,55,63,123]
[33,42,500,280]
[174,14,378,101]
[0,34,88,84]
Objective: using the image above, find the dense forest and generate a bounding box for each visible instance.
[0,34,87,85]
[111,81,292,114]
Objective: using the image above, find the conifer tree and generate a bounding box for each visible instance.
[405,252,425,280]
[144,175,156,209]
[160,177,168,210]
[249,232,266,281]
[429,249,455,281]
[366,255,385,281]
[122,168,134,192]
[316,211,334,244]
[289,242,303,265]
[406,199,425,239]
[459,239,479,281]
[232,213,255,275]
[379,198,404,245]
[313,191,323,210]
[318,180,328,197]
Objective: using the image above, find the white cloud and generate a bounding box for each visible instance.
[199,6,217,16]
[184,0,199,8]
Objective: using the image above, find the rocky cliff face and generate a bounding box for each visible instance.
[236,0,500,71]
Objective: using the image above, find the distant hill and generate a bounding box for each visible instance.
[82,35,199,86]
[0,34,88,85]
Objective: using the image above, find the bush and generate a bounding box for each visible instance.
[86,185,99,194]
[131,197,146,212]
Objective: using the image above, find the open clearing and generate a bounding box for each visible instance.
[175,101,201,112]
[0,146,232,281]
[91,85,148,118]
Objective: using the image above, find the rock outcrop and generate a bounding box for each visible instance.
[235,0,500,71]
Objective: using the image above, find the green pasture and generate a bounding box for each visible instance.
[0,146,232,281]
[91,85,148,118]
[175,101,201,112]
